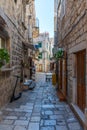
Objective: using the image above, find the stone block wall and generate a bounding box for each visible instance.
[58,0,87,102]
[0,0,36,107]
[0,0,27,107]
[0,72,15,106]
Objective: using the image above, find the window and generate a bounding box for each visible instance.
[61,0,66,19]
[47,53,49,59]
[14,0,17,4]
[47,43,48,49]
[0,37,10,67]
[38,52,42,59]
[58,0,66,19]
[0,37,6,49]
[58,2,62,18]
[38,42,42,48]
[22,4,25,23]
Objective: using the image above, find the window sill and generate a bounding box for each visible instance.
[0,65,16,72]
[1,68,13,72]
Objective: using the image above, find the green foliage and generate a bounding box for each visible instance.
[0,48,10,68]
[54,50,63,60]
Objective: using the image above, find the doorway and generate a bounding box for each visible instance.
[39,64,42,72]
[62,59,67,98]
[76,50,86,112]
[58,60,62,90]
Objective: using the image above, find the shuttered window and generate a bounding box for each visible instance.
[38,42,42,48]
[38,52,42,59]
[0,37,6,49]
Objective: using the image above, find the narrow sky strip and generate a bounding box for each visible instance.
[35,0,54,37]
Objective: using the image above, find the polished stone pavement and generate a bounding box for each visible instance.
[0,76,83,130]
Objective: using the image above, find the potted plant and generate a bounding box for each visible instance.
[0,48,10,68]
[54,49,64,60]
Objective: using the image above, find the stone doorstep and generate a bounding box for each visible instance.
[71,103,87,129]
[0,116,2,122]
[57,91,66,101]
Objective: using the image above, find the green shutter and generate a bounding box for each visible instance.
[38,42,42,48]
[38,52,42,59]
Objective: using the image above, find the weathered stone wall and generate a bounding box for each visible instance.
[0,0,27,107]
[25,0,36,41]
[58,0,87,102]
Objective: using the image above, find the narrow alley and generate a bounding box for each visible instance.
[0,0,87,129]
[0,73,83,130]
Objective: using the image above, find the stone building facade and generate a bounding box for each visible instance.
[0,0,35,107]
[33,33,51,72]
[49,38,54,59]
[54,0,58,47]
[25,0,39,80]
[55,0,87,128]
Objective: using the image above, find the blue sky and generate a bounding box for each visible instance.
[35,0,54,37]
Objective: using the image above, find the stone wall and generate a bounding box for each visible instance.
[0,0,27,107]
[57,0,87,102]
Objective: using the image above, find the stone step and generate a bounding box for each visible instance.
[57,91,66,101]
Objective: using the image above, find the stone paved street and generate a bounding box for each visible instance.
[0,73,83,130]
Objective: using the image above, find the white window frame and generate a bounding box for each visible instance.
[58,0,62,18]
[61,0,66,19]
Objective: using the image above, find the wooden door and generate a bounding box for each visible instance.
[39,64,42,72]
[77,50,86,112]
[62,59,67,97]
[58,60,62,89]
